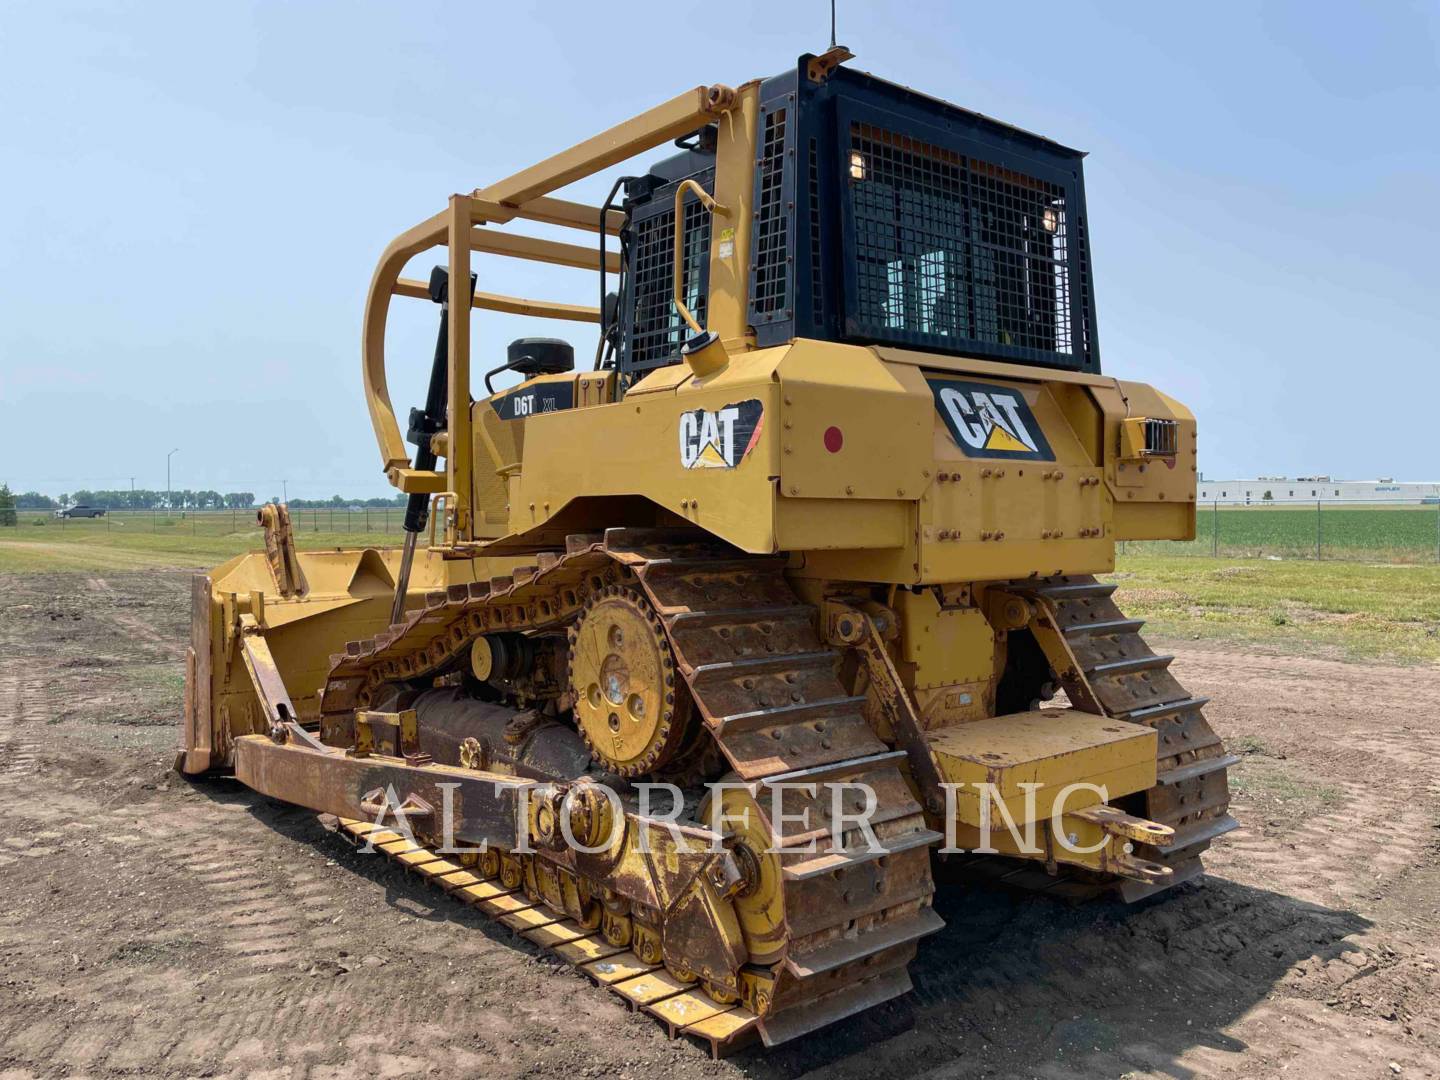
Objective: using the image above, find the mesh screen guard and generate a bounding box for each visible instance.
[623,172,714,373]
[840,112,1095,369]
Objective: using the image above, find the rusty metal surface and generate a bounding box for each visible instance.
[827,603,950,815]
[409,686,592,781]
[293,528,941,1044]
[233,735,532,848]
[1011,575,1238,889]
[611,532,941,1036]
[257,503,307,598]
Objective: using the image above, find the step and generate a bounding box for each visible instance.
[1157,753,1243,786]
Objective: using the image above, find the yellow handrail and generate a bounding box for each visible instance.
[356,82,743,540]
[672,179,729,334]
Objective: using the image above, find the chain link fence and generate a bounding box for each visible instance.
[10,507,408,538]
[11,501,1440,564]
[1120,500,1440,564]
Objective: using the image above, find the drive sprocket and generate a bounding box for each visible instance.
[567,584,692,776]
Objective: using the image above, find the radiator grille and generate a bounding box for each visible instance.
[847,120,1083,362]
[752,107,789,316]
[626,181,712,371]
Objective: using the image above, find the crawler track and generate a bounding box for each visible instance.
[319,529,940,1050]
[1034,576,1239,898]
[947,576,1239,900]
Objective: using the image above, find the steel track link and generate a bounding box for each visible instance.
[316,528,942,1049]
[1035,575,1239,900]
[330,817,758,1057]
[950,576,1239,902]
[614,534,942,1045]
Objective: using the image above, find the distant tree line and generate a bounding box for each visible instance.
[0,485,15,527]
[7,489,408,511]
[267,494,408,509]
[12,488,254,510]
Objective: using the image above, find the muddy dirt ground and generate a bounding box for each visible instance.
[1,569,1437,1079]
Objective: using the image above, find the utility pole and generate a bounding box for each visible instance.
[167,448,180,510]
[283,479,288,505]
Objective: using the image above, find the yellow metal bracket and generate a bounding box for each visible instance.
[823,601,948,814]
[354,709,420,759]
[385,467,449,495]
[235,614,325,752]
[1064,804,1174,884]
[987,588,1103,714]
[256,502,307,598]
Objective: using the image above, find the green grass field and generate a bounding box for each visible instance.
[0,509,399,572]
[3,510,1436,664]
[1105,554,1440,664]
[1126,503,1440,563]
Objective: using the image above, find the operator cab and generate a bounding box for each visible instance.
[608,53,1100,389]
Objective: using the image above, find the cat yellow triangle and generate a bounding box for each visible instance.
[695,442,728,468]
[983,423,1031,453]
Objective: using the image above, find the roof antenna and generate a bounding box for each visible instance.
[811,0,853,81]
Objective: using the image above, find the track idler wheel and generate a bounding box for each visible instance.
[697,785,788,966]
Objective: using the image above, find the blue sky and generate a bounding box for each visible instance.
[2,1,1437,500]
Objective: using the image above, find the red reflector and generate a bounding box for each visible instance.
[823,426,844,453]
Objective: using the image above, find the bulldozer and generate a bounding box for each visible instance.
[178,49,1237,1055]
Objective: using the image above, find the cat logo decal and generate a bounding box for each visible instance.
[930,379,1054,461]
[678,399,764,469]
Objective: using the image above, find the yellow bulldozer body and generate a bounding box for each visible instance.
[178,49,1235,1054]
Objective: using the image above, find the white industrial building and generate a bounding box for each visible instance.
[1196,476,1440,505]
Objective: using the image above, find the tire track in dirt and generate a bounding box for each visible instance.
[1347,727,1440,797]
[0,672,39,780]
[5,574,1440,1078]
[0,575,664,1078]
[1219,778,1432,907]
[86,573,183,658]
[1172,645,1440,907]
[0,779,486,1076]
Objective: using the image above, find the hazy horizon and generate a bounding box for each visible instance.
[3,1,1437,500]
